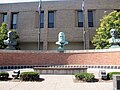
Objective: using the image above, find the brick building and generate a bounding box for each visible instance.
[0,0,120,50]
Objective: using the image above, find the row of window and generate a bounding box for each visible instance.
[2,13,18,29]
[39,10,94,28]
[77,10,94,27]
[1,10,94,29]
[39,11,54,28]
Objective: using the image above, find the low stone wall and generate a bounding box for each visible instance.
[34,67,87,74]
[0,49,120,67]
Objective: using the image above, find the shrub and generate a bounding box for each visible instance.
[92,11,120,49]
[75,72,95,82]
[20,72,39,81]
[0,23,19,49]
[0,72,9,80]
[75,73,85,80]
[108,72,120,80]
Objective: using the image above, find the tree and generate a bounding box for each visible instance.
[92,11,120,49]
[0,23,19,49]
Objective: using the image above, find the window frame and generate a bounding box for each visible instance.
[77,10,83,27]
[2,13,7,23]
[48,11,55,28]
[39,11,44,28]
[11,12,18,29]
[88,10,94,27]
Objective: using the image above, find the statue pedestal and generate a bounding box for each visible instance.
[57,47,64,52]
[109,45,120,49]
[5,45,16,50]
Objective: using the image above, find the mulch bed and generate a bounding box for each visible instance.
[73,78,113,83]
[0,78,45,82]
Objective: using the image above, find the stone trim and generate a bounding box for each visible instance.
[1,49,120,54]
[1,65,120,70]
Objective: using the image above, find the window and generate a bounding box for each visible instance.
[88,10,94,27]
[2,13,7,23]
[48,11,54,28]
[11,13,18,29]
[77,10,83,27]
[40,11,44,28]
[35,11,44,28]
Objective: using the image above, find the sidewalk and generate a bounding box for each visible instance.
[0,69,113,90]
[0,75,113,90]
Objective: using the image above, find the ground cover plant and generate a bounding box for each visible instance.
[75,72,95,82]
[108,72,120,80]
[20,72,39,81]
[0,72,9,80]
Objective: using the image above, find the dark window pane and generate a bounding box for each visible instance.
[88,22,93,27]
[88,10,94,27]
[78,22,83,27]
[88,11,93,22]
[77,11,83,27]
[13,24,17,29]
[40,11,44,28]
[11,13,18,29]
[48,11,54,28]
[2,13,7,23]
[48,23,54,28]
[13,14,17,24]
[40,23,44,28]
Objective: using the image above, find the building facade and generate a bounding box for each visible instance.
[0,0,120,50]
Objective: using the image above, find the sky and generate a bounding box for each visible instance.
[0,0,55,4]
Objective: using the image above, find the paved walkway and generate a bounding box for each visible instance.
[0,69,114,90]
[0,75,113,90]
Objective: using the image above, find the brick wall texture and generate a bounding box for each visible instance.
[0,50,120,66]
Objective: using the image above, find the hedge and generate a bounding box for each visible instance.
[0,72,9,80]
[75,72,95,82]
[20,72,39,81]
[108,72,120,80]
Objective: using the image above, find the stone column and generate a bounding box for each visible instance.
[43,10,48,50]
[0,14,2,25]
[7,11,11,29]
[84,8,89,49]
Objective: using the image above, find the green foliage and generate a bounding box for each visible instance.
[108,72,120,80]
[0,23,19,49]
[20,72,39,81]
[75,72,95,82]
[0,23,8,49]
[0,72,9,80]
[92,11,120,49]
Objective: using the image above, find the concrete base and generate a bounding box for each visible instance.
[109,45,120,49]
[5,45,16,50]
[113,75,120,90]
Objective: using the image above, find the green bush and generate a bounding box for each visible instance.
[0,72,9,80]
[75,72,95,82]
[20,72,39,81]
[108,72,120,80]
[75,73,85,80]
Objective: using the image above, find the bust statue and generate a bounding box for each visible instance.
[109,29,120,48]
[4,30,17,50]
[56,32,68,51]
